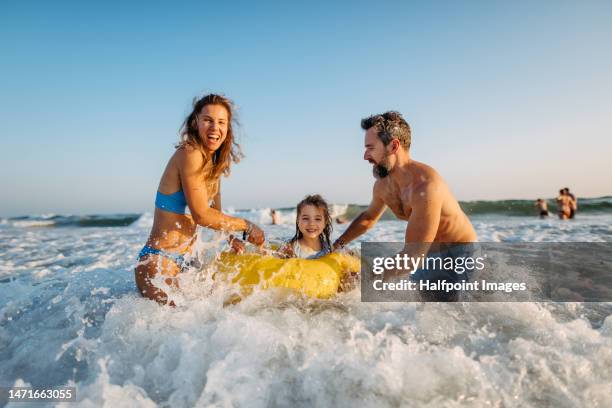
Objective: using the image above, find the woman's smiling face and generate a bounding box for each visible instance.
[197,104,229,153]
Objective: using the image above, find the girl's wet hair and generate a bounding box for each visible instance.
[177,93,243,197]
[289,194,333,250]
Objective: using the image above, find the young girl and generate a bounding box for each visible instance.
[281,194,333,259]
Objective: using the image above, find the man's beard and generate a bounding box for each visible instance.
[373,162,390,179]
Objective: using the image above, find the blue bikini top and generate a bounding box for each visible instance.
[155,190,188,214]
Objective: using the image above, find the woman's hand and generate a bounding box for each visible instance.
[245,222,265,246]
[228,235,246,254]
[278,243,295,258]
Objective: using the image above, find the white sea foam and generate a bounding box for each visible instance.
[0,214,611,406]
[10,219,57,228]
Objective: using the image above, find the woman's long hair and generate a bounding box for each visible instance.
[177,93,243,197]
[289,194,333,250]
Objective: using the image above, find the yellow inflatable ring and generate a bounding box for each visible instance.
[213,252,360,299]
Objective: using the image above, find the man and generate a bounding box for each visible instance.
[270,209,280,225]
[535,198,549,218]
[333,111,477,299]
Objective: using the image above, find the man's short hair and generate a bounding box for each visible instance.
[361,111,411,150]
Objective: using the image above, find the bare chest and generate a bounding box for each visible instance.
[381,188,412,221]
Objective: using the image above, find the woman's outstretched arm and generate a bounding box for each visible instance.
[177,147,264,245]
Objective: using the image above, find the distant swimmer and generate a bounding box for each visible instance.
[556,189,572,220]
[563,187,577,219]
[535,198,549,218]
[271,209,280,225]
[332,111,477,300]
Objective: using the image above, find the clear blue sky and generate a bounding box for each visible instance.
[1,1,611,216]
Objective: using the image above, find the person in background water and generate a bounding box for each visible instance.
[563,187,577,219]
[270,209,280,225]
[135,93,265,305]
[335,215,348,224]
[280,194,333,259]
[535,198,549,218]
[556,189,572,220]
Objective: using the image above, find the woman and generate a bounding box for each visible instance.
[135,94,265,305]
[556,189,572,220]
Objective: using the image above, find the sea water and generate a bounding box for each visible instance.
[1,209,611,407]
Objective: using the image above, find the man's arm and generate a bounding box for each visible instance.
[404,181,442,243]
[333,183,387,250]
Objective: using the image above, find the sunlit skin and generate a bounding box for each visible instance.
[135,104,264,305]
[335,127,477,277]
[557,193,573,220]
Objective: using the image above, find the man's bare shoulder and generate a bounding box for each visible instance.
[409,160,445,190]
[372,179,389,199]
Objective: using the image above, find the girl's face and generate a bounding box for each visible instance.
[297,204,326,240]
[196,104,229,153]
